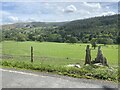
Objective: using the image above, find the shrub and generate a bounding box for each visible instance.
[0,60,118,82]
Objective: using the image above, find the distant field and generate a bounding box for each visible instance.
[2,41,118,67]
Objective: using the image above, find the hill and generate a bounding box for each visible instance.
[1,21,68,29]
[60,14,118,32]
[2,14,118,31]
[1,14,119,44]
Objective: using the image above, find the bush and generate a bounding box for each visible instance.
[97,38,113,44]
[0,60,118,82]
[16,33,27,41]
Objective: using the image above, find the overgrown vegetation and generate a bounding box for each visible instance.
[0,60,118,82]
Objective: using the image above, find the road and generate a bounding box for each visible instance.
[0,68,118,88]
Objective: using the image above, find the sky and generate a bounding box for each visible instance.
[0,1,118,25]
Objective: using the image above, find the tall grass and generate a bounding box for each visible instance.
[0,60,118,82]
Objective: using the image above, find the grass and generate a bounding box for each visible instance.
[2,41,118,66]
[0,41,119,82]
[0,60,118,82]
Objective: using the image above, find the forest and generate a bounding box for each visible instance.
[1,14,120,44]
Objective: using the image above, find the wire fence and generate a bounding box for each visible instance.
[1,53,85,66]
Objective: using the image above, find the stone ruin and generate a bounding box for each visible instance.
[85,45,109,66]
[85,45,91,65]
[93,46,108,66]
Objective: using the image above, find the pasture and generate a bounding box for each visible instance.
[0,41,118,81]
[2,41,118,67]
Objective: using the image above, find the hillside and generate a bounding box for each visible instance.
[2,14,118,30]
[1,21,68,30]
[60,14,118,32]
[1,14,119,44]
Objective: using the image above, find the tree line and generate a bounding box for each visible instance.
[1,26,119,44]
[1,14,120,44]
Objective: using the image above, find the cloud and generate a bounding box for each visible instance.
[106,6,110,9]
[1,11,21,24]
[83,2,101,9]
[3,16,20,24]
[0,10,10,17]
[1,0,119,2]
[101,11,116,16]
[8,16,19,21]
[26,18,36,22]
[1,2,118,24]
[63,5,77,13]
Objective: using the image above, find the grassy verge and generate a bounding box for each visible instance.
[0,60,118,82]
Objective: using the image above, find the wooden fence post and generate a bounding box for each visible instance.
[31,46,33,63]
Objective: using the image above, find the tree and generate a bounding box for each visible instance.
[70,37,78,44]
[47,34,62,42]
[0,31,2,42]
[97,38,113,45]
[91,38,97,49]
[106,38,113,44]
[36,35,44,42]
[116,36,120,44]
[16,33,27,41]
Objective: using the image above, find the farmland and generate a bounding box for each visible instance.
[0,41,119,81]
[1,41,118,66]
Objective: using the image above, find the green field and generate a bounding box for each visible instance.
[2,41,118,67]
[0,41,118,81]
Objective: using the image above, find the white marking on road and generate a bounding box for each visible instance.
[0,69,40,77]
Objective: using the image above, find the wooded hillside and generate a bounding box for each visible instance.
[1,14,120,44]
